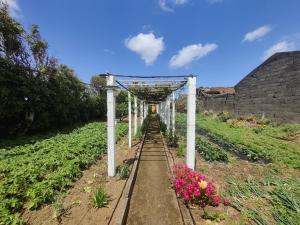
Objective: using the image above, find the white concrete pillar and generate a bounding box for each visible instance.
[140,100,143,126]
[186,76,196,170]
[158,103,161,119]
[128,91,132,148]
[107,75,116,177]
[163,101,167,124]
[144,102,147,119]
[156,104,159,114]
[161,102,164,122]
[172,92,176,137]
[166,97,170,132]
[134,96,137,135]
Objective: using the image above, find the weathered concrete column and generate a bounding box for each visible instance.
[186,76,196,170]
[107,75,116,177]
[134,96,137,136]
[172,92,176,137]
[156,104,159,114]
[128,91,132,148]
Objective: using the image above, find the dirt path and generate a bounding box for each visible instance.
[126,119,183,225]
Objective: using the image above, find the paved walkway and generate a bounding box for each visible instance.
[126,118,183,225]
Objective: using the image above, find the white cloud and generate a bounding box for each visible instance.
[261,41,295,60]
[1,0,20,17]
[125,33,164,65]
[158,0,189,12]
[243,25,272,42]
[169,43,218,68]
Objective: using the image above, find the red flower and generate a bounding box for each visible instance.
[170,163,229,209]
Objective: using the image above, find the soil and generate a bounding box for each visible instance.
[126,119,183,225]
[21,136,138,225]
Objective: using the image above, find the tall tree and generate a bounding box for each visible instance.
[0,2,29,65]
[90,75,106,95]
[26,24,49,70]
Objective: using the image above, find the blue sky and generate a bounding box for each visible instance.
[6,0,300,87]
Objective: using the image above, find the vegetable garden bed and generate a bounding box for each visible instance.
[0,122,128,224]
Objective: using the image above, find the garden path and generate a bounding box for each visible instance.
[126,118,183,225]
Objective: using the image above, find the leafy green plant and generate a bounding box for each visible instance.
[196,137,228,162]
[176,144,185,157]
[91,186,110,208]
[116,163,130,179]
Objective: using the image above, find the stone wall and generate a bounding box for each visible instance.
[197,51,300,123]
[198,94,235,114]
[235,52,300,123]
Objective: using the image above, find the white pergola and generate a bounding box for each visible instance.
[104,74,197,177]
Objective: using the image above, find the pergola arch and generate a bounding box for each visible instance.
[102,73,197,177]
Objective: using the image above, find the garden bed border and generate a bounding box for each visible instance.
[160,131,196,225]
[109,133,147,225]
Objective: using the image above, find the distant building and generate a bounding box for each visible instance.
[197,87,235,114]
[197,51,300,123]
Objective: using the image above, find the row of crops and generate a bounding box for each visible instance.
[0,122,128,225]
[176,113,300,169]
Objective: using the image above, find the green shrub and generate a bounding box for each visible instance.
[160,121,167,134]
[136,127,142,140]
[91,186,110,208]
[116,163,130,179]
[167,131,179,147]
[141,116,149,134]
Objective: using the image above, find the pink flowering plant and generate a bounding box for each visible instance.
[171,163,230,208]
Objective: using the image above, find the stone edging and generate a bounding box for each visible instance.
[108,133,146,225]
